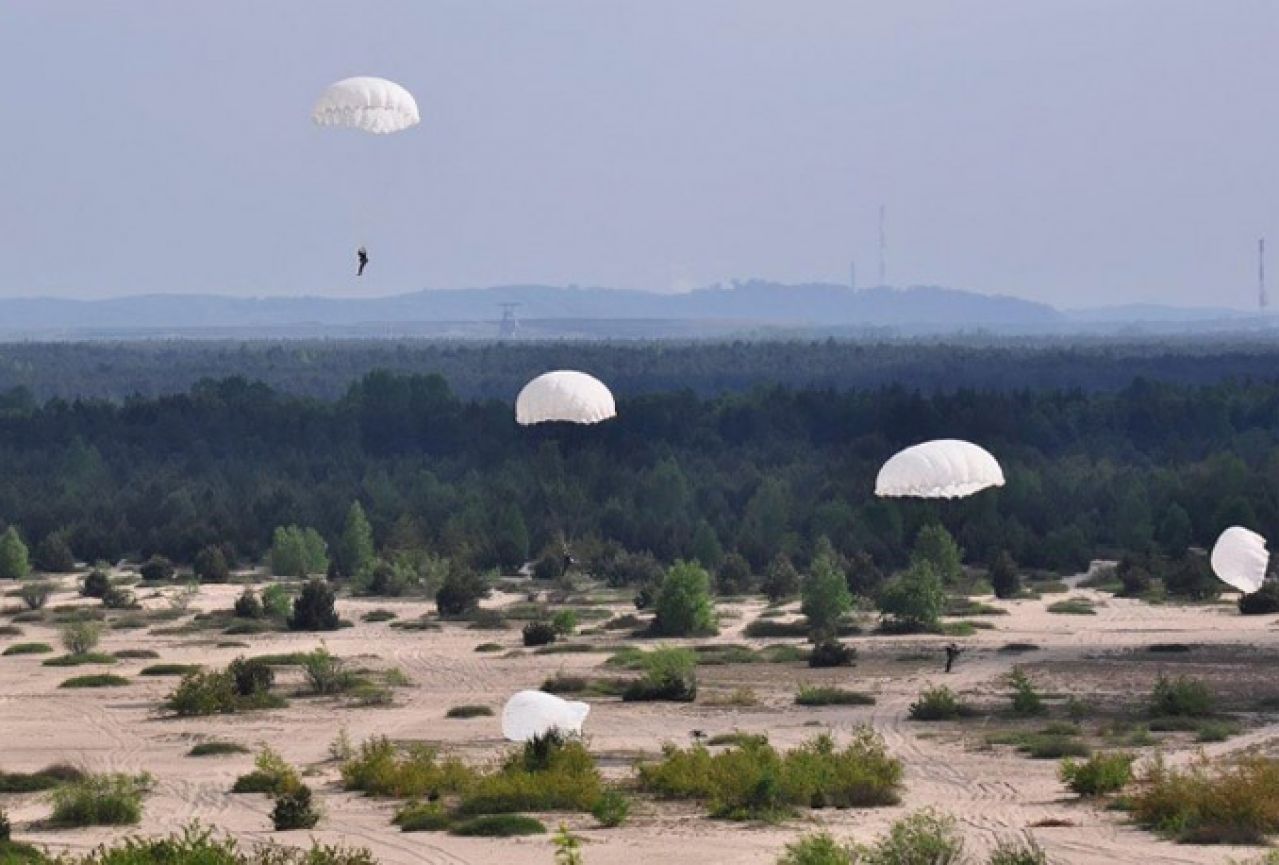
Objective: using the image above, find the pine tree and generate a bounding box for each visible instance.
[339,501,375,577]
[0,527,30,580]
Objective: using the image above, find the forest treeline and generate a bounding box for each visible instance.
[5,337,1279,401]
[0,369,1276,578]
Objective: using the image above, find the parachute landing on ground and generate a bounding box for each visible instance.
[875,439,1005,499]
[516,371,616,426]
[1210,526,1269,594]
[501,690,590,742]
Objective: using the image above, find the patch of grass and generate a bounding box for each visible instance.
[1047,597,1095,615]
[393,801,451,832]
[708,732,769,747]
[60,673,131,688]
[1195,720,1241,743]
[637,729,901,820]
[112,649,160,659]
[532,642,601,655]
[591,789,630,827]
[231,746,300,795]
[449,814,546,837]
[0,625,22,636]
[140,663,202,676]
[1149,674,1214,718]
[473,642,503,652]
[340,737,475,798]
[0,764,84,793]
[2,642,52,656]
[700,687,760,707]
[946,598,1008,616]
[48,773,151,827]
[743,618,809,638]
[1147,643,1193,653]
[361,609,398,622]
[188,742,251,756]
[908,686,976,721]
[42,652,118,667]
[987,730,1091,760]
[1132,754,1279,843]
[795,685,875,706]
[446,704,493,719]
[1060,752,1135,797]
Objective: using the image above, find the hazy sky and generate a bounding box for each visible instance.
[1,1,1275,307]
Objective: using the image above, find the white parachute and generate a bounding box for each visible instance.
[501,690,590,742]
[875,439,1005,499]
[516,371,617,426]
[311,77,420,135]
[1210,526,1269,594]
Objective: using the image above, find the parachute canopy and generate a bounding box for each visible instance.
[501,690,590,742]
[516,371,616,426]
[1210,526,1269,594]
[312,77,420,135]
[875,439,1005,499]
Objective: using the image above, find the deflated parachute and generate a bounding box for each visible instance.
[1210,526,1269,594]
[875,439,1005,499]
[312,77,420,135]
[516,371,616,426]
[501,690,590,742]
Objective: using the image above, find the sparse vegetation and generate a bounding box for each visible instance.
[60,673,130,688]
[2,642,52,656]
[449,814,546,837]
[1149,675,1214,718]
[909,686,975,721]
[621,647,698,702]
[1132,754,1279,843]
[49,773,151,827]
[446,704,493,719]
[1060,752,1134,798]
[795,685,875,707]
[189,742,250,756]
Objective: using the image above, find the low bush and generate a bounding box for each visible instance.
[233,588,265,619]
[1132,754,1279,843]
[61,620,102,656]
[189,742,250,757]
[288,579,340,632]
[795,686,874,707]
[776,832,852,865]
[231,747,300,796]
[141,663,201,676]
[271,783,320,831]
[102,586,138,610]
[457,735,602,815]
[522,621,557,647]
[60,674,130,688]
[43,652,116,667]
[849,809,965,865]
[638,730,901,820]
[1060,752,1134,797]
[300,646,356,695]
[807,640,855,668]
[1008,667,1045,716]
[0,764,83,793]
[393,801,451,832]
[1149,675,1214,718]
[340,737,474,799]
[1239,580,1279,615]
[449,814,545,837]
[1046,597,1095,615]
[446,704,493,719]
[167,664,285,716]
[474,641,503,652]
[987,835,1050,865]
[2,642,51,656]
[361,609,397,622]
[621,647,697,702]
[19,582,52,611]
[908,686,975,721]
[81,569,111,599]
[551,610,578,636]
[591,789,630,827]
[49,773,151,827]
[228,657,275,697]
[112,649,158,659]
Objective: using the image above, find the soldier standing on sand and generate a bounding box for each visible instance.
[944,643,962,673]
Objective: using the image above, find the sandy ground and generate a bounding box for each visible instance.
[2,568,1277,865]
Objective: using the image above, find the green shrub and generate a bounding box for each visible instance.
[776,832,852,865]
[139,556,175,583]
[1239,580,1279,615]
[167,664,284,716]
[1149,675,1214,717]
[850,809,964,865]
[877,561,945,632]
[1047,597,1095,615]
[61,674,130,688]
[81,569,111,599]
[989,551,1021,600]
[288,579,340,631]
[522,621,557,647]
[801,548,852,643]
[795,686,874,707]
[651,561,718,637]
[622,647,698,702]
[1060,752,1135,797]
[361,609,397,622]
[189,742,250,757]
[2,642,51,656]
[550,610,578,636]
[19,582,52,611]
[591,789,630,827]
[638,730,901,820]
[271,784,320,831]
[987,835,1049,865]
[449,814,546,837]
[393,801,451,832]
[0,764,83,793]
[141,663,201,676]
[61,620,102,656]
[435,566,490,617]
[474,641,503,652]
[194,545,231,584]
[457,736,602,815]
[18,823,373,865]
[233,588,265,619]
[340,737,474,798]
[261,584,292,619]
[1008,667,1045,716]
[232,747,301,796]
[42,652,116,667]
[1132,754,1279,843]
[908,686,973,721]
[807,640,855,668]
[446,704,493,719]
[300,645,355,695]
[49,773,151,827]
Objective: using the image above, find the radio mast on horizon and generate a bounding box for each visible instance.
[1260,238,1268,311]
[877,205,887,287]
